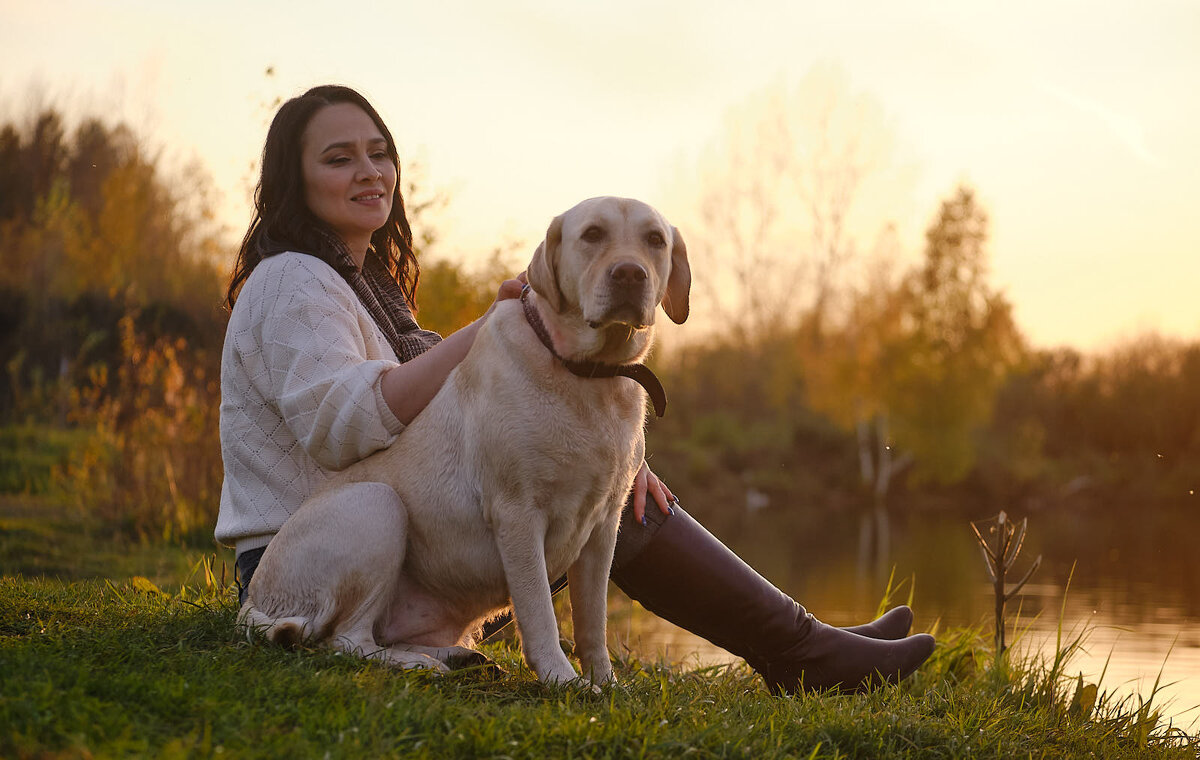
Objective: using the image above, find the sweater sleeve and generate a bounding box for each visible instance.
[257,257,404,471]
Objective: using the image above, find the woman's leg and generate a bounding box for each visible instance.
[609,501,915,642]
[236,547,267,607]
[609,502,935,694]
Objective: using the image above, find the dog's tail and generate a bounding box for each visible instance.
[238,603,312,649]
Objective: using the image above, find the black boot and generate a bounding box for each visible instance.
[477,564,911,643]
[842,605,913,640]
[609,504,936,694]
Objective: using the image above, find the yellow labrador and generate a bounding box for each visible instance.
[240,197,690,686]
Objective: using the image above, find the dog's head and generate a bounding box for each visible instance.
[526,197,691,365]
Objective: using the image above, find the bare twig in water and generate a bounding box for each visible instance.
[971,510,1042,657]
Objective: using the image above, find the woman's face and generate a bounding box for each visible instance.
[300,102,397,259]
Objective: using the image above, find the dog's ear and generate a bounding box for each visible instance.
[661,226,691,324]
[527,213,565,313]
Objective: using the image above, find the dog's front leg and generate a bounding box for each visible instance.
[495,511,579,685]
[567,510,621,686]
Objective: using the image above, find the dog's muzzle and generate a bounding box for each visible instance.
[589,262,651,328]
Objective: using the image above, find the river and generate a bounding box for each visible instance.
[603,497,1200,733]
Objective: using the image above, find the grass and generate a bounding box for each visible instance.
[0,424,89,495]
[2,499,1198,759]
[0,496,222,587]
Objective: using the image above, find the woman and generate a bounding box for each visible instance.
[215,84,935,694]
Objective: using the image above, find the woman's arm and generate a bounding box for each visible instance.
[379,275,525,425]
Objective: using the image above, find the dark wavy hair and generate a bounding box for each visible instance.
[225,85,419,309]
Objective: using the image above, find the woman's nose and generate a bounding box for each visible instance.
[355,157,381,181]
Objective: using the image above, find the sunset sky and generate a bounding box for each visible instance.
[2,0,1197,351]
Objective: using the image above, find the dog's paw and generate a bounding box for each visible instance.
[444,647,506,678]
[536,661,583,687]
[584,666,616,688]
[372,648,451,673]
[443,647,490,668]
[575,674,609,695]
[575,648,616,688]
[538,667,611,694]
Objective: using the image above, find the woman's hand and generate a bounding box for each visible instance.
[487,271,527,316]
[631,460,678,525]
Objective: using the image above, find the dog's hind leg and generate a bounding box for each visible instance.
[246,481,408,657]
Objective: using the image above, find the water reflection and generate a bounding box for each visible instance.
[603,499,1200,731]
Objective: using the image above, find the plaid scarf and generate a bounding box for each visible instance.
[331,247,443,362]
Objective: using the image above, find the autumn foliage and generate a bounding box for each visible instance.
[1,106,1196,545]
[1,108,225,541]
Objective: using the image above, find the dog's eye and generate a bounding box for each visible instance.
[646,231,667,248]
[581,226,605,243]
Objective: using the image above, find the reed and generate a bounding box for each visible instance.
[971,510,1042,657]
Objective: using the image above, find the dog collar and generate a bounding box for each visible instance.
[520,285,667,418]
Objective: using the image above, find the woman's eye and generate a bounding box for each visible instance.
[582,226,605,243]
[647,231,666,247]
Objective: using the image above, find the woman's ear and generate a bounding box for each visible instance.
[526,213,565,313]
[662,226,691,324]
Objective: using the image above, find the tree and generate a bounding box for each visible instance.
[892,187,1024,483]
[809,186,1024,573]
[678,67,904,342]
[0,106,226,419]
[805,233,911,573]
[0,104,231,538]
[649,68,918,541]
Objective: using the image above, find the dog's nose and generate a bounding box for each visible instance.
[609,262,648,286]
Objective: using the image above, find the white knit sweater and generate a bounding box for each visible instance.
[214,251,406,554]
